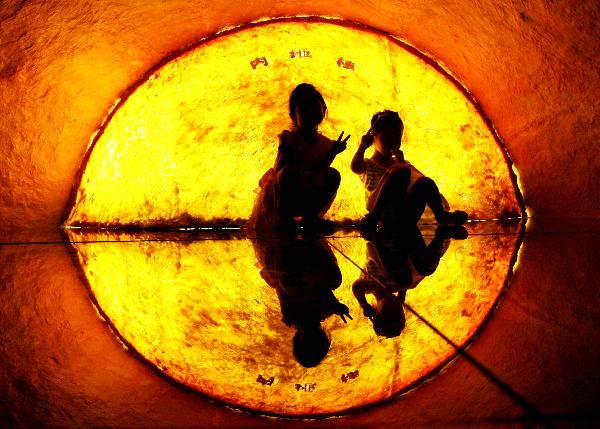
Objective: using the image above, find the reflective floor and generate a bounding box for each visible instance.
[1,220,599,427]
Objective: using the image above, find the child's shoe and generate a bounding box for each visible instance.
[435,224,469,240]
[358,213,379,236]
[302,216,335,235]
[274,218,299,232]
[436,210,468,226]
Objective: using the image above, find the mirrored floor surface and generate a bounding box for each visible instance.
[1,220,599,427]
[62,222,522,416]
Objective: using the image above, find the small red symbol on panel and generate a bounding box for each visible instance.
[337,57,355,70]
[290,49,312,58]
[250,57,269,69]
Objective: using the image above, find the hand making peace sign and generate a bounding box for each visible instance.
[331,131,351,155]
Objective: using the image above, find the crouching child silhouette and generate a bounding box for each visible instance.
[352,225,463,338]
[248,83,350,233]
[351,110,467,231]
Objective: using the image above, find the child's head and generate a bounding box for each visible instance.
[372,294,406,338]
[293,322,331,368]
[370,110,404,156]
[289,83,327,130]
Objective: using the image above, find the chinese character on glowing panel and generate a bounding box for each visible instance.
[290,49,312,58]
[337,57,355,70]
[295,383,316,392]
[250,57,269,69]
[256,374,274,385]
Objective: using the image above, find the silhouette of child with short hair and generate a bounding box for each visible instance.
[351,110,467,230]
[248,83,350,232]
[353,225,461,338]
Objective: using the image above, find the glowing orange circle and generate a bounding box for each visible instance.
[62,17,526,416]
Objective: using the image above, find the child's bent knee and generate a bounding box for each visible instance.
[413,177,436,191]
[277,166,300,182]
[326,167,341,185]
[384,168,410,192]
[389,167,411,182]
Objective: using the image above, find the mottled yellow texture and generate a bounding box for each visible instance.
[64,20,521,227]
[65,227,521,415]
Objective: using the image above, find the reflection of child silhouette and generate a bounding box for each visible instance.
[352,226,462,338]
[253,234,351,367]
[351,110,467,231]
[249,83,350,233]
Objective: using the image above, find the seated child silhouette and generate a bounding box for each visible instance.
[248,83,350,232]
[351,110,467,230]
[253,234,352,367]
[352,226,462,338]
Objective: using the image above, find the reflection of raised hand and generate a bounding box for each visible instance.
[362,304,376,318]
[334,302,353,323]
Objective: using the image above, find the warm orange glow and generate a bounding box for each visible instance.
[64,225,522,415]
[64,18,522,227]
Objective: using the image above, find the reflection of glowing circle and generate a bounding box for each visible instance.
[66,225,522,416]
[64,18,523,227]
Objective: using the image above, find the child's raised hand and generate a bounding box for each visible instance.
[359,133,374,150]
[392,149,404,162]
[331,131,350,155]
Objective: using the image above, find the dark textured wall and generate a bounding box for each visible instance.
[1,0,598,230]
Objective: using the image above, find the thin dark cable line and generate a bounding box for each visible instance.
[327,240,552,428]
[1,227,598,246]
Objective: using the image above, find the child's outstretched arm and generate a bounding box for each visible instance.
[317,131,350,169]
[351,133,374,174]
[352,279,376,317]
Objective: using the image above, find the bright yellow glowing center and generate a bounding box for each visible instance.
[64,18,522,227]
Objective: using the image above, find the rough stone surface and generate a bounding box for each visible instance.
[0,0,599,231]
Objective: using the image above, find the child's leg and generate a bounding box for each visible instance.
[275,166,305,224]
[406,177,467,225]
[409,225,450,275]
[305,167,341,219]
[372,231,413,286]
[405,177,444,223]
[369,166,412,223]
